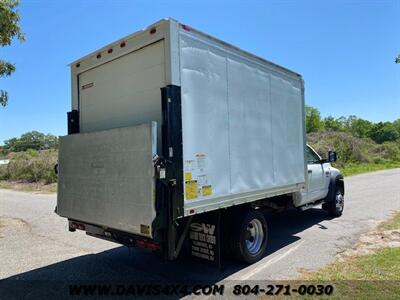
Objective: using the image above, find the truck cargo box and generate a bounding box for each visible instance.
[57,18,306,240]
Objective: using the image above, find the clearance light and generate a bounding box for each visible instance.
[182,25,191,31]
[75,63,80,68]
[96,53,101,59]
[150,27,157,34]
[107,48,113,54]
[120,41,126,48]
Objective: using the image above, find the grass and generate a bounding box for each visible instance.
[379,212,400,231]
[298,249,400,299]
[0,180,57,193]
[301,212,400,299]
[309,248,400,281]
[340,161,400,177]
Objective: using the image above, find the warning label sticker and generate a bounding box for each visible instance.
[184,160,195,171]
[184,153,213,200]
[185,180,198,200]
[184,172,192,181]
[202,185,212,196]
[195,153,206,169]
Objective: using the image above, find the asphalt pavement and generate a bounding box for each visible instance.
[0,169,399,297]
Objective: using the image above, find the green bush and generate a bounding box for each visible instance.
[0,165,9,180]
[2,149,57,184]
[307,131,400,168]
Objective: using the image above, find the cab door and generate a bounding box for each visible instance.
[305,146,328,202]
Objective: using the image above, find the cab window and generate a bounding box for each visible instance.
[306,146,320,164]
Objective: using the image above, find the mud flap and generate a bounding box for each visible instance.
[185,210,222,268]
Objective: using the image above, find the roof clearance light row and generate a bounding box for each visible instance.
[75,40,126,68]
[75,26,159,68]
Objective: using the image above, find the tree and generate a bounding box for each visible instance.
[396,55,400,64]
[369,122,399,144]
[305,105,323,133]
[350,118,373,138]
[339,115,357,132]
[0,0,24,107]
[393,119,400,136]
[343,116,373,138]
[3,131,58,153]
[337,116,348,130]
[323,116,343,131]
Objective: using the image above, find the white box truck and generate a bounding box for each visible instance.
[57,18,344,264]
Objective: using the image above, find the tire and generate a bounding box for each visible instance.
[230,209,268,264]
[322,184,344,217]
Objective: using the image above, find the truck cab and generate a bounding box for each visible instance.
[295,145,345,217]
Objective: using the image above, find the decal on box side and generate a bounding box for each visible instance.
[185,180,198,200]
[184,160,195,171]
[202,185,212,196]
[184,153,212,200]
[184,172,192,181]
[196,153,206,169]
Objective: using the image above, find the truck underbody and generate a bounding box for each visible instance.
[64,188,338,264]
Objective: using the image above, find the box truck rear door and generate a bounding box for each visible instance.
[57,122,157,238]
[78,40,165,143]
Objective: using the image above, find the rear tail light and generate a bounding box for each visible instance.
[70,222,85,230]
[135,239,160,251]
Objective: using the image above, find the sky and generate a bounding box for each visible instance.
[0,0,399,144]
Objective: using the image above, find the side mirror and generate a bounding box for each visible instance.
[328,150,337,163]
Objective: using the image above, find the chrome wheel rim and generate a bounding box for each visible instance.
[336,191,344,211]
[245,219,264,254]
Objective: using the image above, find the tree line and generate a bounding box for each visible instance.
[306,106,400,144]
[1,131,58,154]
[2,107,399,156]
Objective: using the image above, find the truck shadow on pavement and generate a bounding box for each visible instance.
[1,208,333,299]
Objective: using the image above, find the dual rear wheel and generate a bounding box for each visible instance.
[229,210,268,264]
[227,183,344,264]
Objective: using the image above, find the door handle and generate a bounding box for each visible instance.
[308,170,312,174]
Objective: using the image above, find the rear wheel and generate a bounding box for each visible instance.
[323,185,344,217]
[230,209,268,264]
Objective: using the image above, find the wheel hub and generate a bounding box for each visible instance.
[336,192,344,211]
[245,219,264,254]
